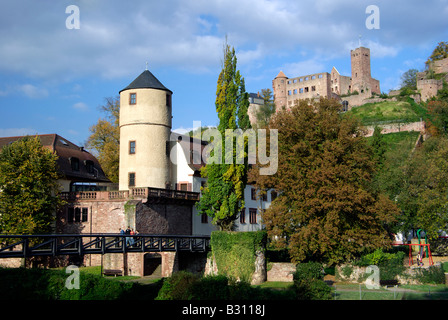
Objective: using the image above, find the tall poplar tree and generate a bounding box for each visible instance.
[196,42,250,231]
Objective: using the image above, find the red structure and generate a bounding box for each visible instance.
[393,243,434,266]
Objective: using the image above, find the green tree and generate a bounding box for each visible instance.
[0,136,64,235]
[397,136,448,239]
[370,126,387,166]
[249,98,399,265]
[427,100,448,134]
[255,89,276,128]
[426,41,448,67]
[400,69,418,90]
[196,42,251,231]
[86,97,120,183]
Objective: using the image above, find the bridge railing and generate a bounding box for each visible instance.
[0,234,210,258]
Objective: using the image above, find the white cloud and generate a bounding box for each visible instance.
[18,84,49,99]
[73,102,89,111]
[0,0,446,82]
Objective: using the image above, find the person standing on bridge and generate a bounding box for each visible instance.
[125,226,132,246]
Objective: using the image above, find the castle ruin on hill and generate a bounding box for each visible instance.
[272,46,381,111]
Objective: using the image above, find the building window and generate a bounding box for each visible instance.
[130,93,137,105]
[70,157,80,171]
[180,183,188,191]
[249,208,257,224]
[85,160,94,174]
[261,192,267,202]
[304,87,309,93]
[311,86,316,92]
[129,141,136,154]
[251,188,257,201]
[129,172,136,187]
[166,94,171,108]
[67,207,88,223]
[271,190,278,201]
[299,88,304,93]
[293,89,297,94]
[240,209,246,224]
[201,213,208,224]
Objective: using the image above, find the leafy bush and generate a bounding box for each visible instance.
[155,271,199,300]
[293,262,324,282]
[354,248,406,282]
[189,275,229,300]
[210,231,266,283]
[293,262,333,300]
[156,271,297,300]
[0,267,138,300]
[414,266,446,284]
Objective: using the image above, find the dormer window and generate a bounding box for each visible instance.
[85,160,94,174]
[70,157,80,171]
[130,93,137,105]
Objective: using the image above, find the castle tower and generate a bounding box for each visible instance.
[350,46,372,93]
[350,46,380,94]
[272,71,288,112]
[118,69,173,191]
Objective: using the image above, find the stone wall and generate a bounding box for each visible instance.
[267,262,295,282]
[430,57,448,74]
[417,79,444,102]
[363,121,425,137]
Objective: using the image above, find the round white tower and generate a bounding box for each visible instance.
[118,69,173,190]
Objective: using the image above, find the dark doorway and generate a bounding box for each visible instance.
[144,253,162,276]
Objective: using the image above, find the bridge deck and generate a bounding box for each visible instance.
[0,234,210,258]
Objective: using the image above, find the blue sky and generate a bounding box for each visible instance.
[0,0,447,147]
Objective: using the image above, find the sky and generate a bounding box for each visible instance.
[0,0,447,147]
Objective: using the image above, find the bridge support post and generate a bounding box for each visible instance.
[161,252,178,277]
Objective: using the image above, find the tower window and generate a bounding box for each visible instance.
[166,94,171,108]
[129,141,136,154]
[128,172,136,187]
[130,93,137,105]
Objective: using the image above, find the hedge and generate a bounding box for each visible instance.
[210,230,266,282]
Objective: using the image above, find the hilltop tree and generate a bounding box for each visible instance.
[426,41,448,67]
[0,136,64,235]
[249,98,400,265]
[400,69,418,90]
[196,42,251,231]
[86,97,120,183]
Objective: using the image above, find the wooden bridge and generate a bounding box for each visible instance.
[0,234,210,259]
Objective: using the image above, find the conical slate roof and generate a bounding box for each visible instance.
[119,70,172,94]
